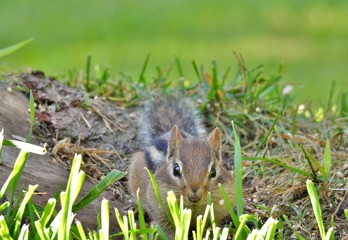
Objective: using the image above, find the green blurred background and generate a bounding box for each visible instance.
[1,0,347,103]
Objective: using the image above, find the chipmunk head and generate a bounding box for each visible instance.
[159,125,230,207]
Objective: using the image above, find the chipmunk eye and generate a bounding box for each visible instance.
[209,166,217,179]
[173,163,181,177]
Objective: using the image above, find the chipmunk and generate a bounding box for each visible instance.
[128,95,235,236]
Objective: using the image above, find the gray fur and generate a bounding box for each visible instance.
[138,95,206,147]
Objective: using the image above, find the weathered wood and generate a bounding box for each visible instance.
[0,85,125,232]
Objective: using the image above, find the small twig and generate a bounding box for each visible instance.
[90,103,126,132]
[80,112,91,129]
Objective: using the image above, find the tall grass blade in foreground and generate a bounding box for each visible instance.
[145,168,174,226]
[167,191,191,240]
[193,204,210,240]
[115,208,132,240]
[0,150,29,213]
[246,217,278,240]
[306,180,334,240]
[58,154,85,239]
[99,198,109,240]
[136,189,149,240]
[232,121,244,215]
[218,184,242,233]
[0,216,11,239]
[12,184,38,239]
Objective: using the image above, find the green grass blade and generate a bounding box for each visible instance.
[276,217,284,240]
[218,184,249,238]
[155,225,169,240]
[323,140,332,181]
[221,66,231,86]
[207,60,219,102]
[167,191,179,228]
[0,150,28,202]
[207,192,212,205]
[115,208,129,240]
[99,198,109,240]
[0,202,10,214]
[340,92,347,116]
[174,57,184,77]
[211,60,219,100]
[204,229,211,239]
[194,216,201,240]
[180,209,191,240]
[191,61,202,83]
[234,216,247,239]
[40,198,57,227]
[264,218,278,240]
[325,227,334,240]
[326,81,335,113]
[58,154,84,240]
[26,90,35,143]
[145,168,174,226]
[75,220,87,240]
[18,224,29,240]
[136,189,147,240]
[73,169,126,212]
[128,210,137,240]
[301,144,327,180]
[220,227,229,240]
[167,191,192,240]
[212,225,220,240]
[0,38,34,58]
[27,198,37,237]
[299,145,318,180]
[85,54,92,92]
[244,156,315,178]
[138,54,150,84]
[232,121,244,215]
[13,185,38,239]
[0,215,11,239]
[306,180,326,240]
[198,205,211,240]
[209,203,216,231]
[344,209,348,222]
[254,113,279,157]
[34,221,49,240]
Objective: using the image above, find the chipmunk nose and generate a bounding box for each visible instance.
[188,188,202,203]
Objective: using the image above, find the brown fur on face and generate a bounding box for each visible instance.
[143,128,235,233]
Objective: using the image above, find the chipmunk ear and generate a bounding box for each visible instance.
[208,127,221,160]
[168,125,182,158]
